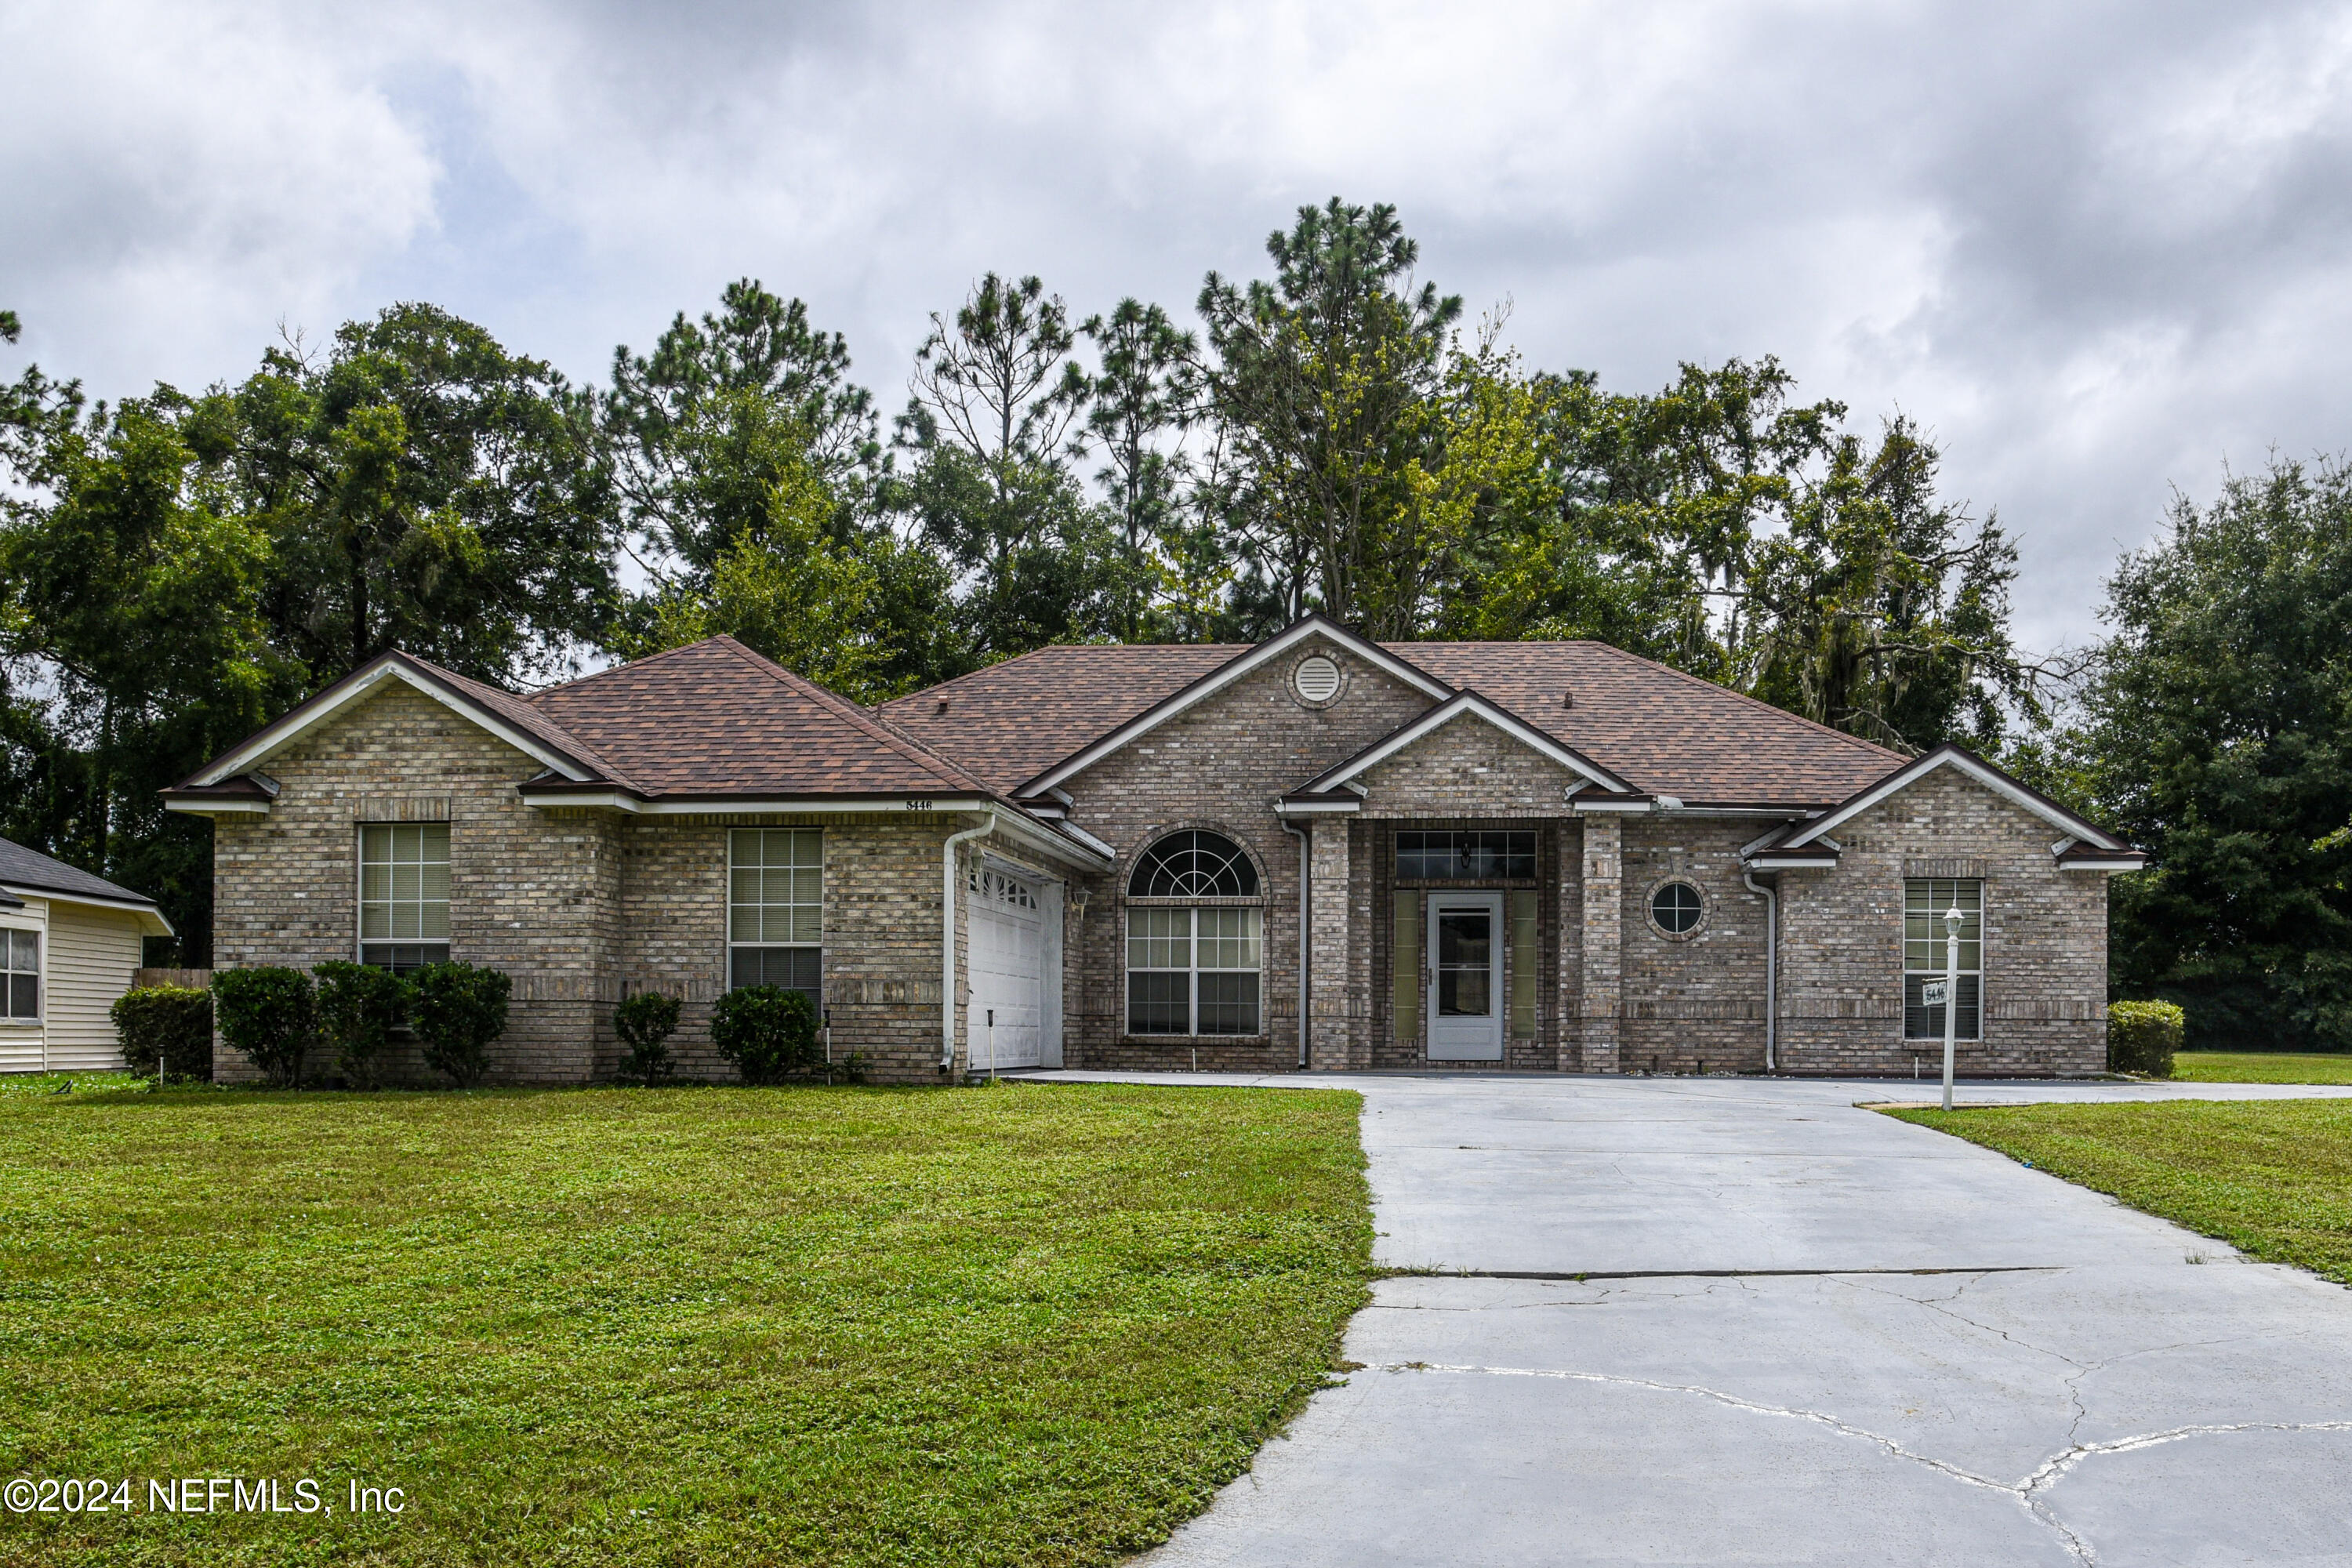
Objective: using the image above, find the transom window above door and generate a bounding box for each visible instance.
[1127,830,1258,898]
[1396,830,1536,881]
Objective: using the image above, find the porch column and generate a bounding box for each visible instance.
[1579,813,1622,1073]
[1308,817,1356,1069]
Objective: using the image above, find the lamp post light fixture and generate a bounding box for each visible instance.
[1941,902,1965,1112]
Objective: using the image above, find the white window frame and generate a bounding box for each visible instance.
[727,829,823,1001]
[1904,877,1984,1041]
[1125,904,1263,1037]
[358,822,452,971]
[2,927,40,1022]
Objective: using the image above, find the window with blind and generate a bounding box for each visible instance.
[729,829,822,1005]
[360,823,450,972]
[1904,878,1982,1040]
[2,931,38,1019]
[1127,906,1262,1036]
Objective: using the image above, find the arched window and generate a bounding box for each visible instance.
[1126,830,1262,1036]
[1127,830,1259,898]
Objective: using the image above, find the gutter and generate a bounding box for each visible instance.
[1281,819,1310,1069]
[1743,870,1778,1073]
[942,814,996,1072]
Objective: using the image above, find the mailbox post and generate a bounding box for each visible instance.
[1938,902,1965,1110]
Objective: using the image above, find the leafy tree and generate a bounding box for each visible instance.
[2082,458,2352,1051]
[235,303,615,687]
[0,366,286,959]
[1198,198,1464,635]
[894,274,1138,659]
[603,278,881,578]
[615,446,944,703]
[1079,299,1199,639]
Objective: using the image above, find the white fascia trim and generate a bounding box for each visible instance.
[193,661,594,786]
[1783,750,2129,852]
[526,793,996,817]
[1744,855,1840,870]
[6,886,175,937]
[1570,799,1654,814]
[163,799,272,816]
[1015,619,1454,798]
[2060,858,2146,873]
[1301,694,1633,797]
[1274,798,1362,815]
[1048,818,1118,859]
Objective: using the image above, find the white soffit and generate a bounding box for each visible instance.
[1015,616,1454,798]
[189,659,595,787]
[1781,747,2129,853]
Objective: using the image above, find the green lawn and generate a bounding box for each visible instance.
[2172,1051,2352,1083]
[0,1078,1371,1567]
[1888,1098,2352,1283]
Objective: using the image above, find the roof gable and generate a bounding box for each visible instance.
[1773,743,2133,854]
[1009,615,1455,799]
[1292,690,1639,800]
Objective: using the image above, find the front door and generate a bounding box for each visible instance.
[1426,892,1504,1062]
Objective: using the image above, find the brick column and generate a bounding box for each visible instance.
[1557,818,1581,1071]
[1308,816,1356,1069]
[1579,813,1622,1073]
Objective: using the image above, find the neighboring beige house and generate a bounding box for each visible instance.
[0,837,173,1074]
[165,615,2144,1086]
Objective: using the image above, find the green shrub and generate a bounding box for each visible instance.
[407,962,510,1088]
[709,986,820,1085]
[314,961,407,1087]
[111,985,213,1081]
[2110,999,2186,1077]
[614,989,682,1084]
[210,967,315,1087]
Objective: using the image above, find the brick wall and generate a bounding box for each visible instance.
[1617,817,1771,1074]
[1775,768,2110,1076]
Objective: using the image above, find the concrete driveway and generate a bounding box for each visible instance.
[1047,1073,2352,1566]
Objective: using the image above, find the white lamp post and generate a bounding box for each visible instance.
[1940,902,1964,1112]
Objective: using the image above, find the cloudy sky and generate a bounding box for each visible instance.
[6,0,2349,652]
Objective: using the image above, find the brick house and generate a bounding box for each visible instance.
[164,616,2140,1083]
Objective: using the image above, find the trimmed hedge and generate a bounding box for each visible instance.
[2109,999,2186,1077]
[314,960,406,1088]
[614,989,682,1084]
[211,967,315,1087]
[710,986,821,1085]
[111,985,214,1081]
[407,961,510,1088]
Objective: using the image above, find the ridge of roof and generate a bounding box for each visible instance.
[703,637,998,796]
[416,659,630,786]
[1546,640,1904,765]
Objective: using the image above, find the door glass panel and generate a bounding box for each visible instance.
[1436,911,1494,1017]
[1392,891,1421,1041]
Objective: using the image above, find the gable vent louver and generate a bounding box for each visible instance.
[1294,655,1341,703]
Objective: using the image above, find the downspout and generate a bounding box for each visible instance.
[1281,819,1311,1069]
[942,814,996,1072]
[1743,869,1777,1073]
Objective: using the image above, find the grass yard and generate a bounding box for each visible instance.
[1888,1098,2352,1284]
[0,1077,1371,1567]
[2171,1051,2352,1084]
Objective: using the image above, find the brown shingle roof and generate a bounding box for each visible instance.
[880,636,1904,807]
[1390,642,1904,805]
[877,643,1248,793]
[526,637,996,798]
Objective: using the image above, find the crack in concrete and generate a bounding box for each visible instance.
[1377,1360,2352,1565]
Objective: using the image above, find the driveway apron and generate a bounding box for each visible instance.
[1076,1074,2352,1566]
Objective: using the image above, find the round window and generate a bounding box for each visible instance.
[1650,880,1703,935]
[1294,654,1341,703]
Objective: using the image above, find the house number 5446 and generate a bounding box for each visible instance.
[902,800,934,811]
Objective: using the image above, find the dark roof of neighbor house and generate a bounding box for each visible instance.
[880,638,1904,806]
[520,637,998,800]
[0,836,162,908]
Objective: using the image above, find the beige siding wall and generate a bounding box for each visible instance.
[0,898,47,1073]
[37,900,143,1072]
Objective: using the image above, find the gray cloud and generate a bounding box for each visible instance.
[7,0,2350,651]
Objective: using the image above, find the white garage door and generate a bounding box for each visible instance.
[967,866,1044,1071]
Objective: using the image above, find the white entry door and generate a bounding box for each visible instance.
[967,867,1045,1071]
[1426,892,1504,1062]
